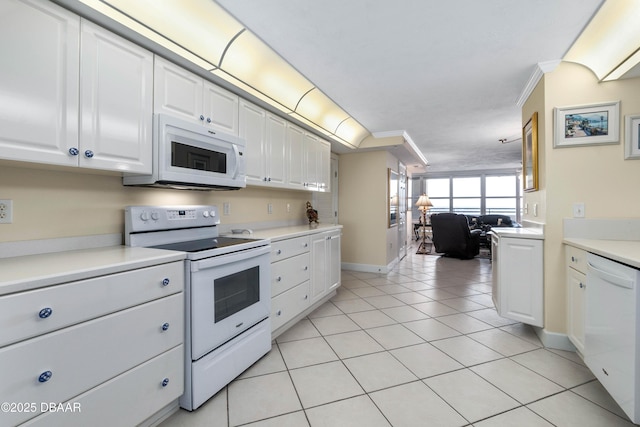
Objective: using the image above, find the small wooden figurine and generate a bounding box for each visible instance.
[306,201,319,224]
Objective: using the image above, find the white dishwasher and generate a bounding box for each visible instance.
[585,252,640,424]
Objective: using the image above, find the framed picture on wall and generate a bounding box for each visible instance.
[523,112,539,192]
[624,114,640,159]
[553,101,620,148]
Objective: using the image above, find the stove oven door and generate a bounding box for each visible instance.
[189,245,270,360]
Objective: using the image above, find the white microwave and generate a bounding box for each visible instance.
[124,114,246,190]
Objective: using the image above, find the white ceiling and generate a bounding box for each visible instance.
[215,0,604,172]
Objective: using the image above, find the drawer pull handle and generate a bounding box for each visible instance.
[304,295,308,300]
[276,310,282,316]
[304,266,308,271]
[39,307,53,319]
[571,256,576,262]
[162,322,170,331]
[38,371,52,383]
[162,278,170,286]
[162,378,170,387]
[304,243,308,248]
[277,249,282,255]
[236,322,244,328]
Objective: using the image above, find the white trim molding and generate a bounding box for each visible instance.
[516,60,562,108]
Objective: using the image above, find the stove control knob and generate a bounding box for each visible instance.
[209,210,216,217]
[140,211,150,221]
[203,211,210,218]
[151,212,159,221]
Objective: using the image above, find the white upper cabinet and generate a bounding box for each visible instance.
[0,0,80,167]
[303,133,331,192]
[154,56,239,135]
[80,20,153,174]
[264,112,287,187]
[240,99,267,184]
[287,123,306,190]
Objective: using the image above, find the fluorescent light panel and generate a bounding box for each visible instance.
[564,0,640,81]
[79,0,369,147]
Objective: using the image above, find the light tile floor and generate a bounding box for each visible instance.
[160,247,638,427]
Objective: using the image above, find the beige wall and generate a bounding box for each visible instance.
[339,151,389,267]
[0,164,311,243]
[523,61,640,334]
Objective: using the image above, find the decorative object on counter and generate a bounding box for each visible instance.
[306,201,319,224]
[523,112,539,192]
[415,194,433,254]
[625,114,640,159]
[553,101,620,148]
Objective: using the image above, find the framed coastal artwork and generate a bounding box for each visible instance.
[522,112,538,192]
[625,114,640,159]
[554,101,620,148]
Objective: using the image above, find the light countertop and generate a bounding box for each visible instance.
[563,238,640,269]
[490,227,544,239]
[227,224,342,242]
[0,246,186,296]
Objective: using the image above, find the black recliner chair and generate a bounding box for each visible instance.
[430,213,481,259]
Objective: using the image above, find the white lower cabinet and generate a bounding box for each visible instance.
[566,245,588,355]
[0,258,184,426]
[269,227,341,338]
[310,229,341,305]
[492,234,543,327]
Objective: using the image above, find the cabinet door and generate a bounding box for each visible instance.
[203,81,239,135]
[239,100,267,184]
[154,56,203,123]
[304,132,320,191]
[265,112,287,186]
[317,139,331,192]
[80,20,153,173]
[498,237,543,327]
[0,0,79,166]
[310,233,328,304]
[328,231,341,293]
[287,123,306,189]
[567,267,586,354]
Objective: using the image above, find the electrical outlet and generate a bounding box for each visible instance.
[267,203,273,214]
[223,202,230,215]
[573,202,585,218]
[533,203,538,217]
[286,203,291,213]
[0,199,13,224]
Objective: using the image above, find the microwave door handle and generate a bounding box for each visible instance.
[231,144,240,178]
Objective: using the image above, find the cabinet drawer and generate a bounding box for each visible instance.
[22,345,184,427]
[272,253,310,297]
[566,245,588,273]
[0,261,183,347]
[271,236,310,262]
[0,293,183,426]
[271,281,310,332]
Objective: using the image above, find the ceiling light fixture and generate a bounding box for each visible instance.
[75,0,369,148]
[564,0,640,81]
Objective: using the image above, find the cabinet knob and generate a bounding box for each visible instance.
[199,115,205,121]
[84,150,94,158]
[38,371,53,383]
[206,117,212,123]
[579,282,585,289]
[38,307,53,319]
[304,295,308,300]
[304,243,308,248]
[276,276,282,282]
[162,322,170,331]
[161,378,170,387]
[276,310,282,316]
[162,278,170,287]
[68,147,79,156]
[277,249,282,255]
[304,266,308,271]
[571,256,576,262]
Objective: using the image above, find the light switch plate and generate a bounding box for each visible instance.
[573,202,585,218]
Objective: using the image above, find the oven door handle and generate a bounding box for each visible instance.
[190,245,271,271]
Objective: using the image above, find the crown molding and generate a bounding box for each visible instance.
[516,60,561,108]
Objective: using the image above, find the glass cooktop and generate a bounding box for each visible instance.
[150,236,259,253]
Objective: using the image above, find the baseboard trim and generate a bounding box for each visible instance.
[341,262,388,274]
[533,326,576,351]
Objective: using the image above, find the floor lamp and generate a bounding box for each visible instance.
[415,194,433,254]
